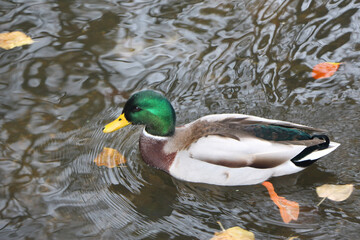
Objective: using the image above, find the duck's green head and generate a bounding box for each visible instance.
[103,90,176,136]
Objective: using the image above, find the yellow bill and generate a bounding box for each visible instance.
[103,113,130,133]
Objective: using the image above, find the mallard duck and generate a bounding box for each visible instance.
[103,90,340,186]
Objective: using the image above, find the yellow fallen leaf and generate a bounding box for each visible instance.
[0,31,34,50]
[210,222,255,240]
[94,147,126,168]
[316,184,354,206]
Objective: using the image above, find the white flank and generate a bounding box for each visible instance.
[168,136,340,186]
[169,136,309,186]
[187,136,306,165]
[169,151,304,186]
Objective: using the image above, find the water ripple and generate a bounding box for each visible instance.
[1,0,360,239]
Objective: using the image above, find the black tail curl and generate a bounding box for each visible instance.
[311,134,330,150]
[291,134,331,167]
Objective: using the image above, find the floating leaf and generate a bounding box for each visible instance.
[0,31,34,50]
[316,184,353,206]
[312,62,341,79]
[210,221,255,240]
[287,237,300,240]
[262,181,299,224]
[94,147,126,168]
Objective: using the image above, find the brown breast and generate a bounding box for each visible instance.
[139,132,176,173]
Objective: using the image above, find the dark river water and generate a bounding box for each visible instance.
[1,0,359,239]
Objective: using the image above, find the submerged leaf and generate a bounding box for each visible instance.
[211,222,255,240]
[94,147,126,168]
[316,184,353,205]
[262,181,299,224]
[112,37,145,58]
[0,31,34,50]
[312,62,341,79]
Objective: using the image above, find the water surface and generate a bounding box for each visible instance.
[0,0,359,239]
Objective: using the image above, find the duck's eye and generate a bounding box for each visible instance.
[132,106,142,112]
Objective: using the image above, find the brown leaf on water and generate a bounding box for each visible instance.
[316,184,354,206]
[210,222,255,240]
[262,181,299,224]
[94,147,126,168]
[0,31,34,50]
[311,62,341,79]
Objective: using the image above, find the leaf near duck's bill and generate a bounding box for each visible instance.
[210,222,255,240]
[262,181,299,224]
[94,147,126,168]
[316,184,354,206]
[0,31,34,50]
[311,62,341,79]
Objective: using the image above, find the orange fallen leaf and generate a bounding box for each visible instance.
[94,147,126,168]
[262,181,299,224]
[0,31,34,50]
[210,221,255,240]
[311,62,341,79]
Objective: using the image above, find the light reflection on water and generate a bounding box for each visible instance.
[0,0,359,239]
